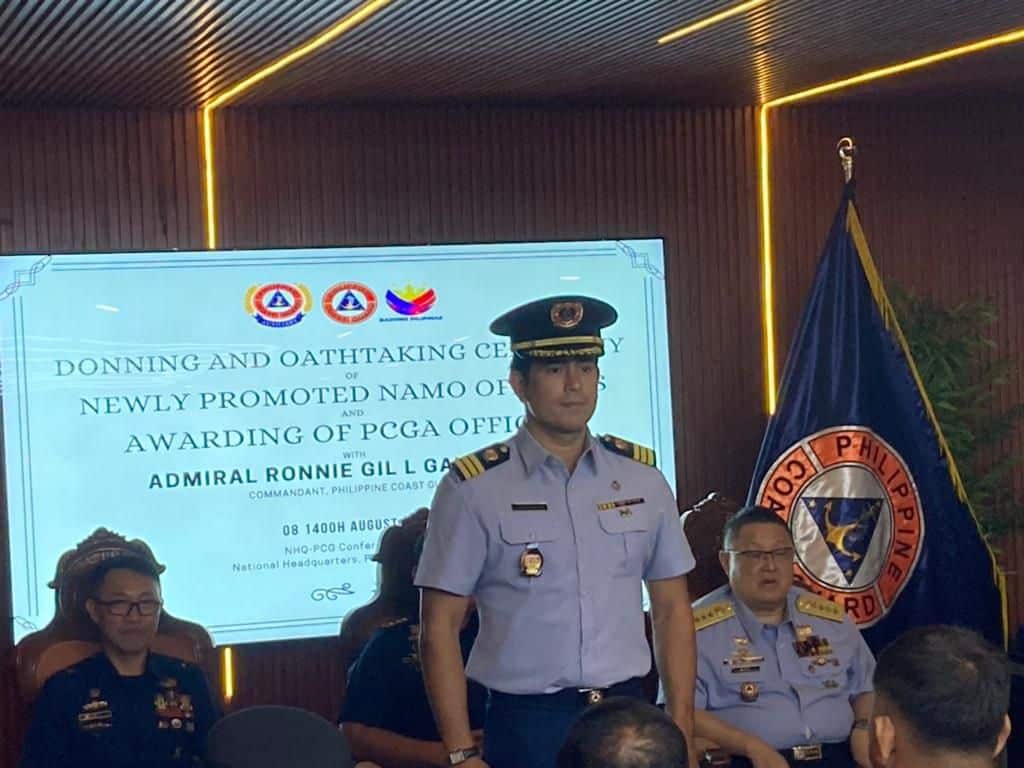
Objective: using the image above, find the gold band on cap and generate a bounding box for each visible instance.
[519,345,604,358]
[511,335,603,352]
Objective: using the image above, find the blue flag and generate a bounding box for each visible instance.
[748,183,1005,651]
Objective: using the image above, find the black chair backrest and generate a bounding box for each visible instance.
[206,705,352,768]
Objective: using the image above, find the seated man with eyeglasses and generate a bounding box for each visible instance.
[20,555,220,768]
[690,506,875,768]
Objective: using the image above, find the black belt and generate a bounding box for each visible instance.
[488,677,646,712]
[729,740,852,767]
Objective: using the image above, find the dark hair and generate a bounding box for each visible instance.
[721,505,791,549]
[557,698,688,768]
[88,555,161,595]
[510,353,602,380]
[510,354,533,377]
[874,625,1009,755]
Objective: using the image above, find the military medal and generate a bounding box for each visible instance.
[740,682,759,702]
[155,677,195,731]
[520,546,543,577]
[726,637,764,673]
[794,633,833,660]
[78,688,113,731]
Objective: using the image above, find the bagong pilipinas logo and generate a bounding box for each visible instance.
[245,283,313,328]
[385,284,437,316]
[755,426,925,628]
[322,282,377,324]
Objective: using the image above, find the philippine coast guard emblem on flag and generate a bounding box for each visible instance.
[245,283,313,327]
[755,426,924,628]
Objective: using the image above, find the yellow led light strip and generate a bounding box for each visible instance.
[221,646,234,702]
[758,26,1024,414]
[658,0,767,45]
[201,0,394,249]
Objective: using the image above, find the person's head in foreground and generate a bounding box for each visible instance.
[557,697,688,768]
[870,624,1011,768]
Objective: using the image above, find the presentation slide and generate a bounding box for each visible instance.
[1,240,675,645]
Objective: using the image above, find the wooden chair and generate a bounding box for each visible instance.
[682,492,741,600]
[14,527,215,702]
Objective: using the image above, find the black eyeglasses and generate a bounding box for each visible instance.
[93,598,163,617]
[723,547,796,564]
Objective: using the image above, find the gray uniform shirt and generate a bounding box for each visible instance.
[415,426,694,694]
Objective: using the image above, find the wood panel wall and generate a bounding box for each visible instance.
[0,108,205,768]
[0,101,1020,768]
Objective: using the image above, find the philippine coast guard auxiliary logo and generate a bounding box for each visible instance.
[755,426,924,628]
[245,283,313,327]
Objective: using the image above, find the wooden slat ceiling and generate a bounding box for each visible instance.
[1,0,1023,108]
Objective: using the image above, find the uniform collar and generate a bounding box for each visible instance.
[513,424,599,477]
[90,649,163,680]
[729,585,800,640]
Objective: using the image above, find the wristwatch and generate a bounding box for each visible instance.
[852,718,870,731]
[448,747,480,765]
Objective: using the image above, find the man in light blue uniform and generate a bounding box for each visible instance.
[693,506,874,768]
[416,296,697,768]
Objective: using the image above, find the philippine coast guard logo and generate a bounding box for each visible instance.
[755,426,924,628]
[245,283,312,327]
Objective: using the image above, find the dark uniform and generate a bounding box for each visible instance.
[340,613,487,739]
[20,652,220,768]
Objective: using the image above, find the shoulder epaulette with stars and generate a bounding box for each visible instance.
[795,593,845,623]
[451,442,511,482]
[600,434,656,467]
[694,601,735,631]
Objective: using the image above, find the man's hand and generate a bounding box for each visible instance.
[744,739,789,768]
[434,738,487,768]
[850,727,871,768]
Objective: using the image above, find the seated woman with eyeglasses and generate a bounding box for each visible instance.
[680,506,876,768]
[19,556,220,768]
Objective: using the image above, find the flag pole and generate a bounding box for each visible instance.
[837,137,856,182]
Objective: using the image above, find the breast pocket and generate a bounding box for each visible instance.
[499,506,560,544]
[597,507,651,577]
[498,506,562,581]
[796,642,849,688]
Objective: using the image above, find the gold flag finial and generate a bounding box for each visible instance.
[837,137,856,183]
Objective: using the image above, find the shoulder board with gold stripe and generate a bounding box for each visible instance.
[694,601,734,631]
[795,593,845,623]
[600,434,656,467]
[450,442,511,482]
